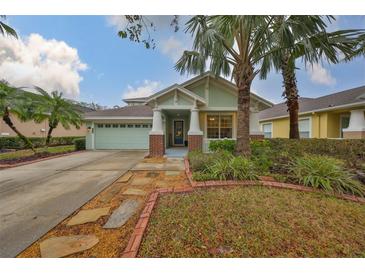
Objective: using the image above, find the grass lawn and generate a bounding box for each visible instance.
[0,145,75,161]
[139,186,365,258]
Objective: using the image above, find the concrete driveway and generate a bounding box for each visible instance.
[0,150,146,258]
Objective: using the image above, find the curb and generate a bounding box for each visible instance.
[0,150,85,169]
[122,158,365,258]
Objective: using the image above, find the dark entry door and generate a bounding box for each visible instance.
[174,120,184,145]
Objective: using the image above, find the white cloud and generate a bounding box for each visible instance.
[106,16,128,30]
[106,15,175,31]
[307,63,336,86]
[0,33,87,98]
[160,36,185,62]
[123,80,161,99]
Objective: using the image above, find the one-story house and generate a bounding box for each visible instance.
[84,72,273,156]
[258,86,365,139]
[0,103,93,138]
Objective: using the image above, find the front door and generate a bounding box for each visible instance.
[173,120,184,146]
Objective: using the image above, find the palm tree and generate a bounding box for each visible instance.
[33,87,83,146]
[175,16,275,156]
[0,15,18,38]
[261,16,362,138]
[0,81,35,151]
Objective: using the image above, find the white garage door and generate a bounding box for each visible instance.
[94,123,151,149]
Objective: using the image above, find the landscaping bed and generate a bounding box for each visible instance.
[188,139,365,197]
[18,169,189,258]
[139,186,365,258]
[0,145,77,166]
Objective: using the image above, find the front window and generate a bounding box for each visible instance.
[262,123,272,138]
[207,114,233,139]
[299,118,310,138]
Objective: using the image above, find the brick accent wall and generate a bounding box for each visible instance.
[343,131,365,139]
[188,135,203,152]
[149,134,165,157]
[249,134,264,140]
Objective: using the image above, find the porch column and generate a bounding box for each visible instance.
[149,108,165,157]
[188,107,203,152]
[343,109,365,139]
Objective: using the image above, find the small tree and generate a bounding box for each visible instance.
[0,15,18,38]
[34,87,83,146]
[175,16,276,156]
[0,81,35,151]
[261,16,363,139]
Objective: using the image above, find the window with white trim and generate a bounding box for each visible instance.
[262,123,272,138]
[299,118,310,138]
[207,114,233,139]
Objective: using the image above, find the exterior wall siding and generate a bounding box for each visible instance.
[0,113,87,138]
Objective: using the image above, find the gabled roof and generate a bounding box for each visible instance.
[259,86,365,121]
[144,84,207,105]
[84,105,152,120]
[122,71,273,108]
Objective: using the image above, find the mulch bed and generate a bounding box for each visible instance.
[0,151,69,165]
[17,169,190,258]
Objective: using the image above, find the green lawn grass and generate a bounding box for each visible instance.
[139,186,365,258]
[0,145,75,161]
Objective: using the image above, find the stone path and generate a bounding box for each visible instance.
[103,199,141,229]
[132,159,185,171]
[131,177,153,186]
[122,188,147,196]
[117,172,133,183]
[165,171,181,176]
[67,207,110,226]
[40,235,99,258]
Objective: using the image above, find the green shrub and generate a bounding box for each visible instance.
[251,140,273,173]
[290,155,364,196]
[203,154,259,181]
[209,139,235,154]
[0,136,84,150]
[268,138,365,168]
[74,138,86,150]
[230,156,260,181]
[192,171,217,181]
[188,150,215,172]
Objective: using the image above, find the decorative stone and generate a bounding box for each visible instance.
[67,207,110,226]
[117,172,133,183]
[103,199,141,229]
[131,177,153,186]
[99,184,124,203]
[165,171,181,176]
[146,172,159,178]
[40,235,99,258]
[122,188,147,196]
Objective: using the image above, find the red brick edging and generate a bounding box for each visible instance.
[0,150,85,169]
[122,157,365,258]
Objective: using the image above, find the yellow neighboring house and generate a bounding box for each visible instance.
[259,86,365,139]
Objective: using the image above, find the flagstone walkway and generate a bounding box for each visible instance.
[17,157,190,258]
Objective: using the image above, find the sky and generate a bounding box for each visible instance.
[1,15,364,107]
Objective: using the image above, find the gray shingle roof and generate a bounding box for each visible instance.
[259,86,365,121]
[84,105,152,118]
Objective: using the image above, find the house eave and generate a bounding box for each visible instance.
[259,101,365,122]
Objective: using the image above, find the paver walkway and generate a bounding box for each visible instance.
[0,150,146,258]
[103,200,141,229]
[18,156,190,258]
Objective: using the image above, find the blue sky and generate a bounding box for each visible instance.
[2,15,365,107]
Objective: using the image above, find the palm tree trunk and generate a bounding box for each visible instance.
[45,126,54,146]
[281,56,300,139]
[235,67,253,156]
[3,107,35,152]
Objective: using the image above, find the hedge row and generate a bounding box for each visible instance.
[0,136,85,150]
[209,138,365,168]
